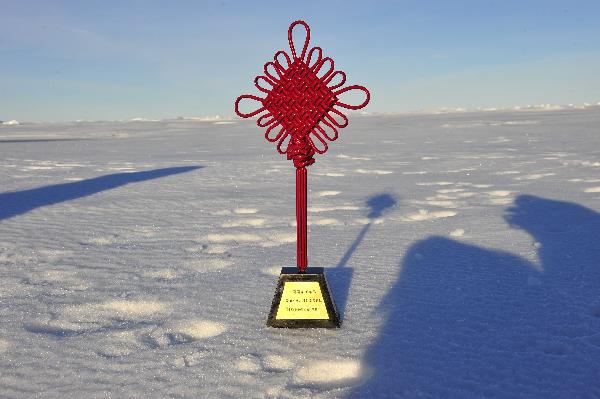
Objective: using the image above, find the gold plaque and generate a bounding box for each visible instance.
[267,267,340,328]
[275,281,328,319]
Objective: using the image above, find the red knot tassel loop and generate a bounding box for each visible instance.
[288,134,313,273]
[296,166,308,272]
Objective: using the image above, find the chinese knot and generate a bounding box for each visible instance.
[234,20,370,169]
[234,20,370,272]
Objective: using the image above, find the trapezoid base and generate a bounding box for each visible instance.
[266,267,340,328]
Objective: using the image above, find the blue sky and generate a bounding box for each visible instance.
[1,1,599,122]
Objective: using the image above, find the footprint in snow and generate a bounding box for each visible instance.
[22,269,89,291]
[141,319,227,349]
[167,350,208,368]
[95,331,145,358]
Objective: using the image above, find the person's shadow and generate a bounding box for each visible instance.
[0,166,201,221]
[348,195,600,398]
[327,193,397,321]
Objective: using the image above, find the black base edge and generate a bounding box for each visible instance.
[266,267,341,329]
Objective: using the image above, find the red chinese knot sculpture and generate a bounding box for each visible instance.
[235,20,370,272]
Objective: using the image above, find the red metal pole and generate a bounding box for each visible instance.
[296,166,308,272]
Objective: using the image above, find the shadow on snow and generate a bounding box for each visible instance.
[0,166,201,221]
[328,193,397,321]
[348,195,600,398]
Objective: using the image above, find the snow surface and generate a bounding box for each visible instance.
[1,109,600,398]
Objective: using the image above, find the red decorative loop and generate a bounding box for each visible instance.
[306,47,323,70]
[257,113,275,127]
[234,20,370,166]
[324,70,346,89]
[264,62,284,82]
[234,94,265,118]
[288,20,310,61]
[318,118,339,141]
[333,85,370,110]
[326,107,349,128]
[254,76,273,93]
[308,132,328,154]
[276,131,291,154]
[266,123,286,142]
[274,50,291,70]
[314,57,335,81]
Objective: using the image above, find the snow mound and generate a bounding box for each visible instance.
[450,228,465,237]
[25,299,169,335]
[222,218,265,227]
[129,117,159,122]
[308,217,341,226]
[308,205,360,213]
[262,355,293,372]
[234,356,261,373]
[354,168,393,175]
[169,319,227,340]
[404,209,457,221]
[293,359,367,388]
[233,208,259,214]
[261,266,283,276]
[337,154,371,161]
[317,191,341,197]
[101,299,168,317]
[486,190,512,197]
[202,233,262,243]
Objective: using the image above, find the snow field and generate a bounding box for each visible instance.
[1,109,599,397]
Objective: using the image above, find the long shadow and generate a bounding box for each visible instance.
[328,193,397,320]
[348,195,600,398]
[0,166,201,221]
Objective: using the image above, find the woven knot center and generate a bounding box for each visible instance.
[264,59,337,138]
